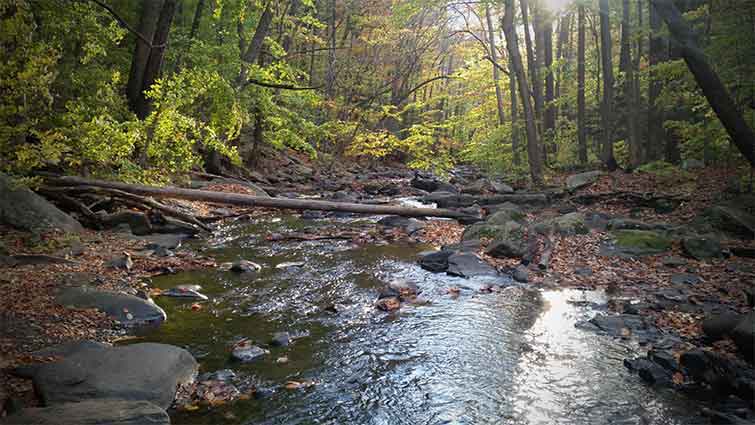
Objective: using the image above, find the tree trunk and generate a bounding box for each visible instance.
[510,63,521,166]
[47,177,477,220]
[238,3,273,85]
[577,5,588,164]
[599,0,616,168]
[544,15,555,135]
[503,0,543,184]
[175,0,205,72]
[325,0,337,98]
[649,0,755,166]
[647,0,667,162]
[134,0,177,120]
[555,13,571,120]
[621,0,640,167]
[520,0,543,125]
[127,0,164,115]
[485,5,506,126]
[635,0,644,163]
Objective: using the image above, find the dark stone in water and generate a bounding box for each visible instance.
[56,286,166,327]
[230,260,262,273]
[446,252,497,278]
[231,341,268,362]
[270,332,291,347]
[513,265,529,283]
[417,249,454,273]
[623,357,673,386]
[161,285,208,300]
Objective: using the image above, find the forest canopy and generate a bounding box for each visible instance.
[1,0,754,184]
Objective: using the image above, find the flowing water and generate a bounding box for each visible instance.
[138,214,705,425]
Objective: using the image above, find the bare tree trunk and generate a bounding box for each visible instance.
[520,0,543,126]
[510,63,521,166]
[503,0,543,184]
[599,0,616,168]
[325,0,337,98]
[635,0,645,163]
[486,5,506,126]
[127,0,164,115]
[555,13,571,120]
[578,5,588,164]
[621,0,640,167]
[650,0,755,165]
[135,0,177,120]
[647,0,667,162]
[237,3,274,86]
[544,15,555,135]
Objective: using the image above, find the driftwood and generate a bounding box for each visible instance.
[46,176,477,220]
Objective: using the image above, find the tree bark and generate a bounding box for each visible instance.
[544,14,555,135]
[520,0,543,125]
[599,0,616,167]
[648,0,667,162]
[621,0,640,167]
[485,5,506,126]
[135,0,178,119]
[577,5,588,164]
[555,13,571,120]
[237,3,274,86]
[127,0,164,115]
[649,0,755,166]
[510,63,521,166]
[46,177,477,220]
[503,0,543,184]
[325,0,337,98]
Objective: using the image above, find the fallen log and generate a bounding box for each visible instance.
[46,176,477,220]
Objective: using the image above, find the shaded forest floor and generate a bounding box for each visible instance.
[1,156,754,418]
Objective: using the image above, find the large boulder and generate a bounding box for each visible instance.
[0,173,83,233]
[565,171,603,191]
[29,342,198,409]
[602,230,672,257]
[485,221,527,259]
[462,223,505,241]
[535,212,589,235]
[731,312,754,363]
[0,399,169,425]
[682,236,722,260]
[56,286,166,327]
[485,206,526,225]
[699,206,755,239]
[446,252,498,278]
[417,249,454,273]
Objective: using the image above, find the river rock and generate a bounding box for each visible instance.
[485,206,526,225]
[512,265,529,283]
[107,253,133,270]
[231,340,268,362]
[0,399,170,425]
[446,252,497,278]
[703,312,743,341]
[229,260,262,273]
[377,215,426,234]
[29,342,197,409]
[0,173,83,234]
[602,230,672,257]
[160,285,208,300]
[417,249,454,272]
[623,357,674,386]
[376,296,401,311]
[535,212,589,235]
[485,221,527,259]
[565,171,603,191]
[682,236,723,259]
[731,312,754,363]
[56,286,166,327]
[270,332,291,347]
[462,223,507,241]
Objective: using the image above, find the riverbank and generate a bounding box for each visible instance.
[1,161,754,423]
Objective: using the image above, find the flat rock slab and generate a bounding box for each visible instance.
[0,399,169,425]
[56,286,166,327]
[30,342,197,409]
[0,172,83,233]
[447,253,498,278]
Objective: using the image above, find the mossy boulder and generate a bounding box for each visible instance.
[682,236,722,260]
[566,171,603,191]
[462,223,505,241]
[608,230,672,256]
[535,212,589,235]
[485,221,527,258]
[485,207,526,225]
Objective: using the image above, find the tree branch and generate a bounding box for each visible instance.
[244,78,322,91]
[80,0,164,48]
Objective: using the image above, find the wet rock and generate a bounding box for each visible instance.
[623,357,673,386]
[377,215,426,234]
[231,340,268,362]
[680,349,754,398]
[161,285,208,300]
[731,312,754,363]
[0,399,170,425]
[199,369,236,382]
[670,273,701,285]
[485,221,527,259]
[703,312,743,341]
[417,249,454,273]
[276,261,305,269]
[270,332,291,347]
[583,314,649,338]
[565,170,603,191]
[512,265,529,283]
[682,236,723,260]
[376,296,401,311]
[387,279,420,298]
[56,286,166,327]
[0,172,83,233]
[30,342,197,408]
[602,230,672,257]
[229,260,262,273]
[446,252,497,278]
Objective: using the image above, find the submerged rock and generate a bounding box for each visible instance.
[160,285,208,300]
[229,260,262,273]
[270,332,291,347]
[29,342,197,409]
[56,286,166,327]
[0,399,170,425]
[446,252,497,278]
[231,340,268,362]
